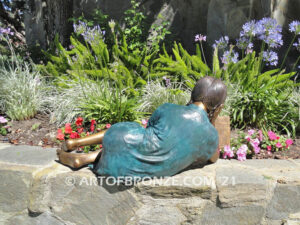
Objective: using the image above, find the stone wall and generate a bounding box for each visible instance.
[24,0,300,53]
[1,143,300,225]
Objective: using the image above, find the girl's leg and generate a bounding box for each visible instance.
[63,130,107,151]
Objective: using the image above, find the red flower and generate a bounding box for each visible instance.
[65,123,72,134]
[105,124,111,129]
[99,144,103,148]
[70,132,80,139]
[90,120,96,132]
[77,127,84,133]
[56,129,65,140]
[267,145,272,151]
[276,136,280,140]
[75,117,83,127]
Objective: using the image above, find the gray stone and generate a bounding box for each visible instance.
[0,145,57,166]
[216,166,272,208]
[267,185,300,220]
[46,172,141,225]
[0,169,32,213]
[135,167,216,199]
[183,201,265,225]
[5,212,65,225]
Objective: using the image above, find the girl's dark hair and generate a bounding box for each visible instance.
[187,76,227,115]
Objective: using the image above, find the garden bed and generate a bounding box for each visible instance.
[0,115,299,160]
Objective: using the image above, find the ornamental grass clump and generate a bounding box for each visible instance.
[0,35,52,120]
[137,79,191,114]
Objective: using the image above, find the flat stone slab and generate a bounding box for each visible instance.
[0,143,57,166]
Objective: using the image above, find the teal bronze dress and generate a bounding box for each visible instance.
[94,103,218,178]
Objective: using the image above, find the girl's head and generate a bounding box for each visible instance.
[188,76,227,117]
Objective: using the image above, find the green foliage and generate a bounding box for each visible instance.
[124,0,146,52]
[137,81,191,114]
[81,83,143,126]
[50,79,142,126]
[152,43,209,88]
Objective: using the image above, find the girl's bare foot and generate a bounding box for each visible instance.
[57,149,101,169]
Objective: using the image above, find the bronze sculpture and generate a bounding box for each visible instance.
[57,76,227,178]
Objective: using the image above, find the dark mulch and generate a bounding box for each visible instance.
[0,116,299,159]
[0,114,60,148]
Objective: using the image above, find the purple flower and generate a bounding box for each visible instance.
[263,50,278,66]
[236,37,253,50]
[0,27,14,36]
[240,20,257,37]
[195,34,206,42]
[0,116,8,124]
[213,36,229,49]
[293,38,300,52]
[73,21,104,44]
[289,21,300,35]
[255,18,283,48]
[250,138,261,154]
[162,76,171,87]
[221,50,239,65]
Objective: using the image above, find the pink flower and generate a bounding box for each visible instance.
[223,145,234,159]
[267,145,272,151]
[285,139,293,147]
[248,129,255,136]
[258,130,263,141]
[276,142,282,148]
[56,129,65,140]
[245,136,251,142]
[0,116,8,123]
[65,123,72,134]
[268,131,277,141]
[237,145,248,161]
[250,138,261,154]
[276,136,280,140]
[105,124,111,129]
[142,119,148,128]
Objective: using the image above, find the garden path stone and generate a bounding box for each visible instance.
[1,143,300,224]
[0,143,57,166]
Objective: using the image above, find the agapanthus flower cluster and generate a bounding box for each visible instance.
[194,34,206,42]
[289,20,300,35]
[221,50,239,65]
[240,20,257,38]
[255,18,283,48]
[213,36,229,49]
[73,21,105,44]
[56,117,112,152]
[263,50,278,66]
